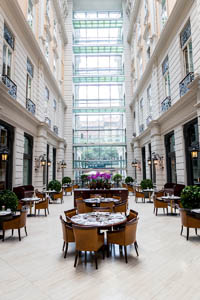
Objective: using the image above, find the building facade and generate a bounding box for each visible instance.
[126,0,200,188]
[0,0,68,190]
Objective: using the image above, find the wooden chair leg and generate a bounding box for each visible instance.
[12,229,14,236]
[24,226,28,236]
[195,228,198,235]
[134,242,139,256]
[180,225,183,235]
[94,251,98,269]
[62,241,65,251]
[107,244,110,257]
[74,250,78,267]
[156,208,158,216]
[186,227,189,240]
[45,209,47,216]
[124,245,128,263]
[163,208,165,214]
[18,228,21,241]
[47,208,49,214]
[2,230,5,241]
[85,251,87,264]
[153,207,155,214]
[64,243,68,258]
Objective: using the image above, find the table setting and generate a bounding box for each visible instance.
[71,212,126,227]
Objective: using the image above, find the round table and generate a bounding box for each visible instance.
[71,212,126,228]
[0,210,13,239]
[142,189,156,203]
[83,197,120,206]
[160,196,180,215]
[21,197,40,216]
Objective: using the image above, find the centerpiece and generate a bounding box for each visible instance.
[88,172,111,189]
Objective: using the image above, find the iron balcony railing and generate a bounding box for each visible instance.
[2,74,17,99]
[179,72,194,98]
[45,117,51,128]
[139,124,144,134]
[53,125,58,135]
[161,96,171,112]
[146,115,152,126]
[26,98,36,115]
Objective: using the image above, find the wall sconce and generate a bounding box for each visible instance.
[0,148,9,161]
[147,157,152,165]
[35,154,51,170]
[57,160,67,171]
[152,153,164,169]
[131,159,141,170]
[190,144,199,159]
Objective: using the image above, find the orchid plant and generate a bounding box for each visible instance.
[88,172,111,183]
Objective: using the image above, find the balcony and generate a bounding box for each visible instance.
[2,75,17,99]
[161,96,171,112]
[146,115,152,126]
[45,117,51,128]
[53,125,58,135]
[26,98,36,115]
[179,72,194,98]
[139,124,144,134]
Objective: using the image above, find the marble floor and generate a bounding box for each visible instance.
[0,195,200,300]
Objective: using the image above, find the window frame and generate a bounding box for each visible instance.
[2,24,14,79]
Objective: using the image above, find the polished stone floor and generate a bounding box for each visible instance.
[0,195,200,300]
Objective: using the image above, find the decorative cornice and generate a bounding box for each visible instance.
[129,0,194,107]
[52,0,68,44]
[127,0,141,43]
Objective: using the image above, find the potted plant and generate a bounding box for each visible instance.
[62,176,71,186]
[180,185,200,209]
[140,179,153,190]
[125,176,134,185]
[113,174,122,187]
[48,180,61,192]
[0,190,18,212]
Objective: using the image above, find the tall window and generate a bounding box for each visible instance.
[45,36,49,62]
[147,84,152,116]
[52,148,56,180]
[27,0,34,29]
[46,0,50,17]
[161,0,167,28]
[139,98,144,125]
[53,54,57,77]
[142,146,146,179]
[23,133,33,185]
[26,58,34,100]
[165,131,177,183]
[180,20,194,75]
[139,54,143,78]
[2,24,14,79]
[162,56,171,97]
[45,86,49,101]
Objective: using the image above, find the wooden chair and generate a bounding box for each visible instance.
[35,191,45,200]
[64,186,73,195]
[92,206,113,213]
[60,216,75,258]
[52,191,63,204]
[153,195,168,216]
[127,209,138,221]
[76,199,92,214]
[135,191,145,203]
[73,184,79,190]
[122,183,127,188]
[35,198,49,216]
[127,185,135,195]
[107,217,139,263]
[72,225,105,269]
[179,209,200,240]
[64,208,77,220]
[90,194,101,198]
[112,195,121,201]
[100,201,114,210]
[2,211,28,241]
[114,201,128,216]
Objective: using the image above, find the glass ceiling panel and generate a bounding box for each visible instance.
[73,11,122,20]
[73,76,124,83]
[73,19,123,29]
[73,46,123,54]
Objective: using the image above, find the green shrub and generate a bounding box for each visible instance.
[180,186,200,209]
[140,179,153,190]
[113,174,122,186]
[0,190,18,212]
[81,174,88,182]
[48,180,61,192]
[125,176,134,184]
[62,177,71,185]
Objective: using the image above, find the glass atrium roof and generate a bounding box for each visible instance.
[73,76,124,83]
[73,45,123,54]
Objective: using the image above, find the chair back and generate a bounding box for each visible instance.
[72,225,99,251]
[114,201,127,214]
[92,206,112,212]
[135,191,144,198]
[100,201,114,209]
[154,191,164,199]
[179,209,188,227]
[73,185,79,189]
[122,183,127,188]
[60,215,74,243]
[90,194,101,198]
[112,195,121,200]
[64,208,77,219]
[64,187,73,193]
[124,218,138,245]
[127,209,138,221]
[19,211,27,228]
[35,191,44,200]
[127,186,135,193]
[76,199,87,214]
[53,191,63,200]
